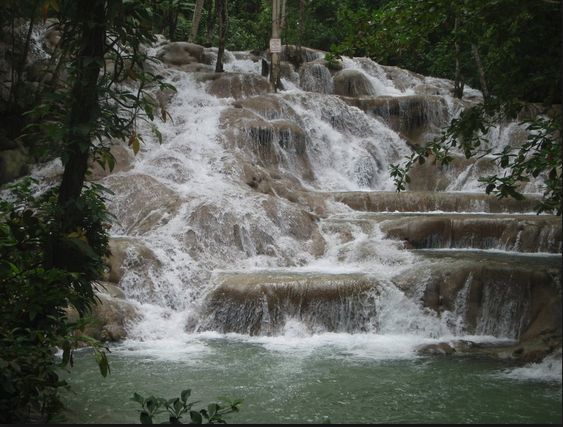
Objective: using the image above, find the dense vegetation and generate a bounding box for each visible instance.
[0,0,560,423]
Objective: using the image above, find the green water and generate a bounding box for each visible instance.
[59,337,562,424]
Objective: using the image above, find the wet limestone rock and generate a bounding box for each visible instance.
[299,62,333,94]
[202,72,273,99]
[198,272,380,335]
[88,144,135,181]
[417,342,456,356]
[102,174,182,234]
[0,143,29,184]
[380,65,425,91]
[42,26,62,53]
[342,95,450,146]
[157,41,205,66]
[330,191,543,214]
[377,214,561,253]
[220,104,314,182]
[65,287,140,342]
[393,255,561,342]
[333,69,378,97]
[281,45,325,68]
[106,237,162,284]
[184,202,277,262]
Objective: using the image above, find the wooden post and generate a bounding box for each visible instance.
[270,0,281,91]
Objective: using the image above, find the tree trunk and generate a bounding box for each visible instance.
[189,0,205,42]
[205,0,216,46]
[8,0,40,110]
[215,0,228,72]
[57,0,105,214]
[297,0,305,66]
[280,0,287,33]
[471,43,489,100]
[453,17,464,99]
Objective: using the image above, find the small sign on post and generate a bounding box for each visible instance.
[269,38,282,53]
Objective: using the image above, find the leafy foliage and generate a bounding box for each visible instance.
[390,103,562,214]
[132,389,243,424]
[0,178,112,423]
[332,0,560,104]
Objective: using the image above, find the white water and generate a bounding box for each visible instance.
[22,32,558,383]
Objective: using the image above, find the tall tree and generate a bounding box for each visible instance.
[189,0,205,42]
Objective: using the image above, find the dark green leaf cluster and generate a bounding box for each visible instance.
[332,0,560,105]
[19,0,176,174]
[132,389,242,424]
[0,178,112,423]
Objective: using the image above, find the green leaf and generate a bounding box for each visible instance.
[132,392,145,405]
[140,411,153,424]
[128,133,140,155]
[190,410,203,424]
[208,403,218,417]
[181,389,191,403]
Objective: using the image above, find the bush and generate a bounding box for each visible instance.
[0,177,111,423]
[132,388,243,424]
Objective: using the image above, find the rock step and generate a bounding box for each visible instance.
[196,271,382,335]
[393,250,561,341]
[326,191,544,213]
[324,212,562,253]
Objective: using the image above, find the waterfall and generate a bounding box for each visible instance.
[24,31,560,369]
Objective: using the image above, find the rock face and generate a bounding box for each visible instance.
[377,213,561,253]
[220,105,314,182]
[204,72,273,99]
[393,253,562,341]
[333,69,378,97]
[281,45,325,68]
[330,191,543,213]
[342,95,452,145]
[0,143,29,184]
[157,42,205,66]
[106,237,161,284]
[102,174,182,235]
[299,62,333,94]
[198,272,380,335]
[65,283,140,342]
[88,144,135,181]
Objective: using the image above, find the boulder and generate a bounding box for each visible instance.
[102,174,182,234]
[88,144,135,181]
[42,26,61,53]
[219,105,314,182]
[0,144,29,184]
[416,342,455,356]
[204,72,273,99]
[65,292,140,342]
[333,69,377,97]
[299,62,333,94]
[341,95,450,146]
[281,45,325,68]
[106,237,161,284]
[157,42,205,66]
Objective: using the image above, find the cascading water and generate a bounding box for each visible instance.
[27,37,558,422]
